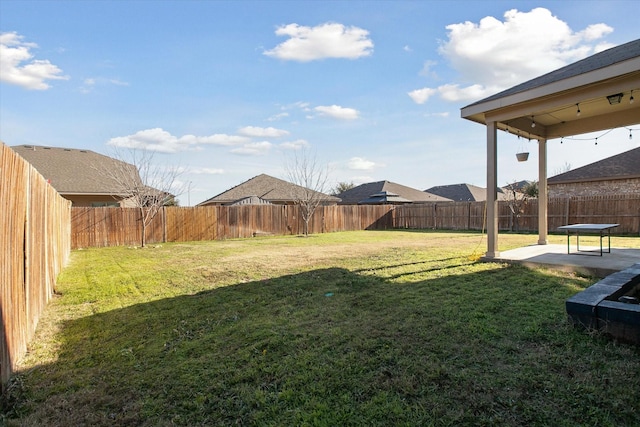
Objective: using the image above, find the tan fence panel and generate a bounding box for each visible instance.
[1,144,29,386]
[165,206,217,242]
[393,197,640,235]
[1,143,71,388]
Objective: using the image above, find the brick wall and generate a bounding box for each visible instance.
[549,178,640,198]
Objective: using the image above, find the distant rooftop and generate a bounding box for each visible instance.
[11,144,139,195]
[198,173,340,206]
[337,181,450,205]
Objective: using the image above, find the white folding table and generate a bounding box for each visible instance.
[557,223,619,256]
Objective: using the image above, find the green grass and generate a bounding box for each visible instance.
[3,230,640,426]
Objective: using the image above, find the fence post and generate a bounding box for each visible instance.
[162,206,167,243]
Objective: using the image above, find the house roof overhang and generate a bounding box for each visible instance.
[461,45,640,141]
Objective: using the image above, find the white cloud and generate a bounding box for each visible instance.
[237,126,290,138]
[231,141,273,156]
[438,83,489,102]
[419,60,439,79]
[107,128,180,153]
[279,139,309,150]
[0,31,69,90]
[267,112,289,121]
[408,87,437,104]
[264,22,373,61]
[348,157,377,171]
[314,105,360,120]
[107,128,250,153]
[409,8,614,104]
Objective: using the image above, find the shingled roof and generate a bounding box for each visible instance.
[548,146,640,184]
[467,39,640,107]
[11,144,140,195]
[337,180,450,205]
[198,174,340,206]
[425,183,507,202]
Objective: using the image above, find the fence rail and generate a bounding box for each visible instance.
[70,195,640,249]
[1,143,71,388]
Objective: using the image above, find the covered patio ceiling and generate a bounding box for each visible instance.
[461,38,640,258]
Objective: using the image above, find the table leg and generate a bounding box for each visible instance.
[600,231,603,256]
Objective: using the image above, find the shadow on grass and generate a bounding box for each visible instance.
[4,265,640,426]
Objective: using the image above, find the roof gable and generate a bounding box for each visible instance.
[11,145,141,195]
[198,174,340,205]
[549,146,640,184]
[337,180,450,204]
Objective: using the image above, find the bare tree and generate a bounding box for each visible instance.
[331,181,356,196]
[552,162,572,176]
[504,181,531,232]
[95,148,184,247]
[284,147,331,236]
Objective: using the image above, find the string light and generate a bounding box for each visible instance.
[630,90,635,104]
[555,126,640,145]
[576,103,581,117]
[531,116,536,128]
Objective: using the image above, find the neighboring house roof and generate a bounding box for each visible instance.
[11,144,140,195]
[548,146,640,184]
[425,183,505,202]
[198,174,341,206]
[337,180,450,205]
[358,191,412,205]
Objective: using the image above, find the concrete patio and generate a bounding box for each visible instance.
[488,244,640,278]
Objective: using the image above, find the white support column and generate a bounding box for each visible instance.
[538,138,548,245]
[486,121,500,258]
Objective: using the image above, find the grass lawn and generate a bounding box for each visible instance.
[3,230,640,426]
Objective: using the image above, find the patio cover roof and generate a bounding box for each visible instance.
[462,39,640,140]
[461,39,640,258]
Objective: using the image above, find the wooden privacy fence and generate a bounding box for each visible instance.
[71,194,639,249]
[1,143,71,388]
[395,194,640,234]
[71,205,396,248]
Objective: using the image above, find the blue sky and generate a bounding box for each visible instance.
[1,1,639,205]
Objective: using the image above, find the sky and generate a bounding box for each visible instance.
[1,1,639,205]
